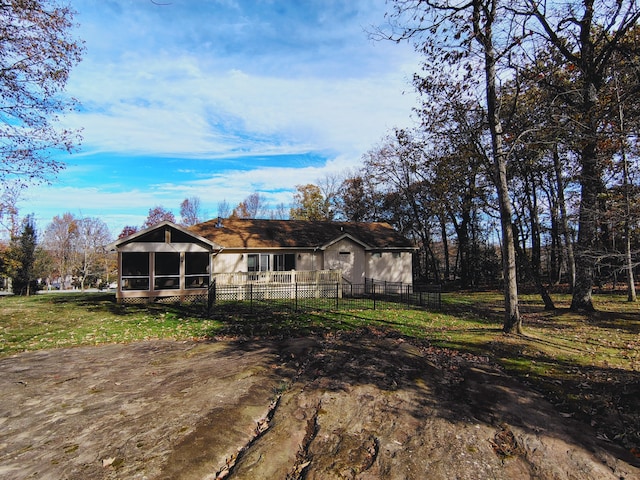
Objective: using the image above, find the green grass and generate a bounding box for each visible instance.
[1,290,639,452]
[1,292,637,373]
[0,293,221,356]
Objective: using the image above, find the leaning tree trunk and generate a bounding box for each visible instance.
[513,225,555,310]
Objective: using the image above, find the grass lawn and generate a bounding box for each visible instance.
[1,289,639,454]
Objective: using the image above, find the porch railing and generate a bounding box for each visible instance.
[212,269,342,285]
[207,279,441,315]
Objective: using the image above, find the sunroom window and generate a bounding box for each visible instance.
[154,252,180,290]
[185,252,209,289]
[121,252,149,290]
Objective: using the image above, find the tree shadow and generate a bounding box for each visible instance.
[264,329,640,472]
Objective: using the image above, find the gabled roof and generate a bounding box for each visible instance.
[108,221,220,250]
[188,218,415,250]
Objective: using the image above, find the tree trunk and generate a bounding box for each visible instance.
[615,72,637,302]
[571,7,599,311]
[570,138,598,312]
[553,144,576,290]
[474,0,521,332]
[513,225,555,310]
[625,224,636,302]
[439,215,450,283]
[547,184,561,284]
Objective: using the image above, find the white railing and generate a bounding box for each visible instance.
[212,270,341,285]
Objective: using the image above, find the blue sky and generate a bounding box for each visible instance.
[19,0,420,237]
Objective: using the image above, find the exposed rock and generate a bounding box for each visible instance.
[0,333,638,480]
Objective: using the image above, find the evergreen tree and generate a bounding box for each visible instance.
[11,216,38,296]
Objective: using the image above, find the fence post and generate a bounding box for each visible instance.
[295,282,298,312]
[207,278,216,316]
[249,283,253,312]
[373,283,377,310]
[335,282,339,310]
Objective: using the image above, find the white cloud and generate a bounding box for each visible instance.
[21,0,424,234]
[66,55,419,160]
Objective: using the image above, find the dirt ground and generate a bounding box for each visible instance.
[1,330,639,480]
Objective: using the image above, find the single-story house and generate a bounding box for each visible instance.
[108,218,416,302]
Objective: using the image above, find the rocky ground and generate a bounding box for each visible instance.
[1,330,638,479]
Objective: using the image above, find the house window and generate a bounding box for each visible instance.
[121,252,149,290]
[248,253,295,272]
[247,254,258,272]
[185,252,209,289]
[247,253,270,272]
[274,253,295,271]
[154,252,180,290]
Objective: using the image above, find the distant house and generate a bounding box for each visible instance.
[108,218,415,302]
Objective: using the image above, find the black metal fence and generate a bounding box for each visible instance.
[207,279,441,315]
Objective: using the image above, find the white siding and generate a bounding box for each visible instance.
[367,251,412,284]
[324,239,365,284]
[213,253,246,273]
[296,252,322,271]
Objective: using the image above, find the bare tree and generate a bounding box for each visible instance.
[217,200,231,219]
[75,217,111,290]
[0,1,83,188]
[179,197,202,226]
[270,203,289,220]
[0,186,20,239]
[231,192,269,219]
[43,213,79,289]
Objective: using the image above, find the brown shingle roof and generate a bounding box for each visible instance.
[188,218,414,250]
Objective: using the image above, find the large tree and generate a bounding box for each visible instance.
[0,1,83,188]
[338,173,385,223]
[289,184,334,221]
[43,213,112,289]
[43,212,78,288]
[382,0,523,332]
[75,217,111,290]
[517,0,640,311]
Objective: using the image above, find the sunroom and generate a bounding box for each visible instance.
[110,222,218,302]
